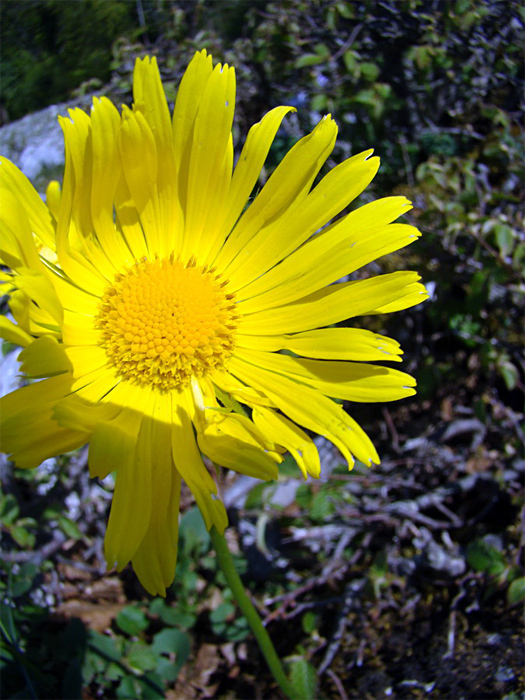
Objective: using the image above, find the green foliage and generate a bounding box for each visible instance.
[0,0,136,119]
[209,601,250,642]
[467,537,524,605]
[289,657,318,699]
[1,1,523,697]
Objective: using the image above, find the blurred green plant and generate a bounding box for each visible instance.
[0,0,136,120]
[467,536,525,607]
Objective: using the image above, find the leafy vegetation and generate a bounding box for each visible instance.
[1,1,524,698]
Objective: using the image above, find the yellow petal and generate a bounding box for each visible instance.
[18,335,72,378]
[0,315,33,347]
[62,309,100,346]
[238,348,417,403]
[236,328,403,362]
[13,268,63,326]
[0,375,87,469]
[171,389,228,533]
[64,345,109,378]
[238,271,426,335]
[0,187,43,270]
[237,220,420,313]
[253,407,321,479]
[172,49,214,175]
[214,115,338,273]
[0,156,55,251]
[53,393,121,434]
[103,393,155,569]
[132,467,181,596]
[46,180,61,222]
[228,357,379,468]
[181,61,236,262]
[119,106,161,255]
[196,406,280,480]
[227,150,380,292]
[133,57,183,258]
[90,97,133,269]
[207,105,295,264]
[129,392,179,595]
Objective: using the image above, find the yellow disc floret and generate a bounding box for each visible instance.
[96,257,238,391]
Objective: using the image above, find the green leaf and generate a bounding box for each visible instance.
[0,494,19,526]
[116,606,148,636]
[295,54,325,68]
[10,524,36,548]
[88,630,121,663]
[361,62,380,82]
[209,602,235,625]
[152,628,190,676]
[244,482,271,509]
[311,94,328,112]
[302,611,318,634]
[289,658,318,699]
[10,562,38,598]
[105,661,126,681]
[494,223,515,258]
[138,672,165,699]
[467,540,506,576]
[507,577,525,607]
[150,598,196,629]
[180,507,210,555]
[310,491,333,522]
[116,676,140,699]
[336,2,354,19]
[57,515,83,540]
[125,641,158,672]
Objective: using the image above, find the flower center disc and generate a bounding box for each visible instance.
[96,258,238,391]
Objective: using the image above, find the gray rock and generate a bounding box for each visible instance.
[0,103,68,180]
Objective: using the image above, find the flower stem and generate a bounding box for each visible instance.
[210,526,298,699]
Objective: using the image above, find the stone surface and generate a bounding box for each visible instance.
[0,103,68,180]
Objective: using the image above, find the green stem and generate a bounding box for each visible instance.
[210,526,297,699]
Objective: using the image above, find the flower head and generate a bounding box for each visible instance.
[0,51,427,595]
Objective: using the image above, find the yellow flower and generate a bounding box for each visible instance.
[0,51,427,595]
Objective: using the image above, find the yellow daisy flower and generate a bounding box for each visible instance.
[0,50,427,595]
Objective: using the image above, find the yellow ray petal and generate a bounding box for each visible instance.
[114,175,150,260]
[62,309,100,346]
[0,374,87,470]
[195,399,281,481]
[237,348,417,403]
[171,389,228,533]
[132,467,181,596]
[0,187,43,271]
[172,49,214,175]
[64,345,109,378]
[12,268,63,326]
[0,315,33,347]
[214,115,338,273]
[134,57,183,257]
[252,407,321,479]
[127,392,178,595]
[238,271,426,335]
[18,335,72,378]
[226,150,380,292]
[103,391,155,569]
[46,180,61,223]
[90,96,133,269]
[119,106,161,255]
[53,393,121,434]
[0,156,55,252]
[181,62,236,262]
[206,105,295,264]
[228,356,379,468]
[236,328,403,362]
